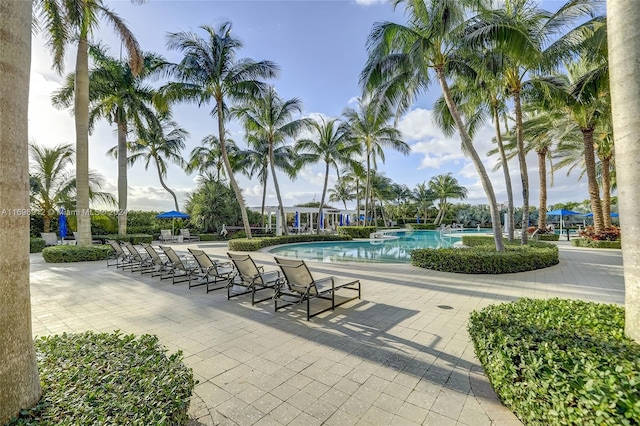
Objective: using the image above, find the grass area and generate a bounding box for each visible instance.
[469,298,640,425]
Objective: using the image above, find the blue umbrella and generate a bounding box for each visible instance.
[58,208,67,240]
[346,215,350,226]
[320,212,324,229]
[416,214,420,224]
[157,210,190,236]
[584,212,619,218]
[294,211,299,228]
[339,214,344,227]
[546,209,581,233]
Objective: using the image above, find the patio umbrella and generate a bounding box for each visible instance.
[584,212,619,217]
[346,214,350,226]
[156,210,190,236]
[58,207,67,242]
[294,211,299,232]
[320,212,324,229]
[546,209,581,233]
[339,214,343,227]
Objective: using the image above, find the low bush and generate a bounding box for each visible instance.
[536,233,559,241]
[198,233,225,241]
[229,234,351,251]
[410,243,558,274]
[30,238,46,253]
[468,298,640,425]
[580,225,621,241]
[102,234,153,244]
[42,245,114,263]
[410,223,438,230]
[8,331,195,425]
[572,238,622,249]
[461,235,501,247]
[337,226,377,238]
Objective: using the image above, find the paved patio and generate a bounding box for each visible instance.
[29,241,624,425]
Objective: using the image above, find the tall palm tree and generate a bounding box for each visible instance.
[186,134,241,183]
[362,0,505,250]
[428,173,468,225]
[162,22,279,239]
[343,97,409,226]
[329,178,355,210]
[0,2,41,420]
[36,0,144,246]
[296,117,362,233]
[412,182,435,224]
[342,166,366,225]
[233,87,309,234]
[115,115,187,211]
[51,45,162,234]
[608,0,640,342]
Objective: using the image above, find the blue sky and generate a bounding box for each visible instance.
[29,0,593,212]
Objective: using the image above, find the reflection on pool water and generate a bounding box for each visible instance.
[267,230,485,263]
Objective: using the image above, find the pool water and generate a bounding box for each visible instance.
[267,230,477,263]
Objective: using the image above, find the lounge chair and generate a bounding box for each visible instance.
[273,257,361,320]
[140,242,172,278]
[106,240,135,269]
[180,229,200,242]
[227,252,281,305]
[188,249,234,292]
[159,245,196,284]
[159,229,175,243]
[122,242,155,274]
[41,232,59,246]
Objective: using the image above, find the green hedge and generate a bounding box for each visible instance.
[572,238,622,249]
[8,331,195,425]
[198,233,225,241]
[337,226,377,238]
[102,234,153,244]
[42,245,114,263]
[468,298,640,425]
[536,233,560,241]
[461,235,503,247]
[30,238,46,253]
[409,223,438,230]
[229,234,352,251]
[410,243,558,274]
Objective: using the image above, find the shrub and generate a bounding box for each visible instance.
[468,298,640,425]
[198,233,224,241]
[229,234,352,251]
[8,331,195,425]
[30,238,46,253]
[572,238,622,249]
[102,234,153,244]
[410,223,438,230]
[42,245,114,263]
[580,225,621,241]
[337,226,377,238]
[461,235,501,247]
[536,233,559,241]
[410,243,558,274]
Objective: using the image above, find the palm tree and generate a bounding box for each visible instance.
[0,2,41,420]
[329,178,355,210]
[30,142,117,232]
[608,0,640,342]
[116,115,187,211]
[362,0,505,251]
[233,87,309,234]
[186,134,241,183]
[343,97,409,226]
[36,0,144,246]
[296,117,362,233]
[343,166,366,224]
[412,182,435,224]
[162,22,279,238]
[428,173,468,225]
[51,45,162,235]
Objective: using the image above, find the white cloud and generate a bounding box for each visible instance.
[354,0,387,5]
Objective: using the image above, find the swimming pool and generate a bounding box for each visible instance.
[266,230,475,263]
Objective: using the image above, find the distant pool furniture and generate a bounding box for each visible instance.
[227,252,281,305]
[159,229,176,243]
[273,257,361,320]
[180,229,200,242]
[41,232,59,246]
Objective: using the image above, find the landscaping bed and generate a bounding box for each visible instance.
[572,238,622,249]
[469,298,640,425]
[7,331,195,425]
[228,234,351,251]
[42,245,114,263]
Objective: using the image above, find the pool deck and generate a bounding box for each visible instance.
[30,240,624,425]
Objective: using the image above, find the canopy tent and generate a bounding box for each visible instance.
[156,210,190,236]
[546,209,581,233]
[584,212,619,217]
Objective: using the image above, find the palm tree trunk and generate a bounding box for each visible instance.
[356,180,361,225]
[0,2,42,421]
[435,66,504,251]
[216,99,252,238]
[260,178,267,229]
[75,36,92,246]
[512,89,529,244]
[608,0,640,342]
[117,119,128,235]
[317,162,331,234]
[154,158,180,212]
[365,153,371,226]
[492,99,515,242]
[602,156,612,228]
[43,215,51,233]
[582,128,604,232]
[269,140,288,235]
[537,150,548,231]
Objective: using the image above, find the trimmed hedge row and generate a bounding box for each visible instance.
[461,235,503,247]
[198,233,225,241]
[30,238,46,253]
[409,223,438,230]
[410,243,558,274]
[229,234,352,251]
[468,298,640,425]
[42,245,114,263]
[337,226,377,238]
[8,331,195,425]
[572,238,622,249]
[536,233,560,241]
[101,234,153,244]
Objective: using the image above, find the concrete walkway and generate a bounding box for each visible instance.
[29,241,624,425]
